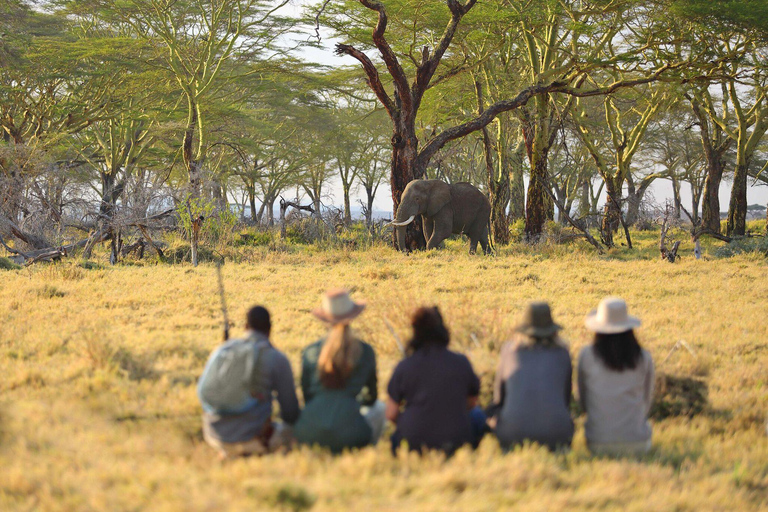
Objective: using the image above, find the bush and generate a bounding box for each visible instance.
[234,229,273,247]
[176,197,238,250]
[0,256,21,270]
[509,218,526,243]
[713,235,768,258]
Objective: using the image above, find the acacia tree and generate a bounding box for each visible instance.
[82,0,292,264]
[573,86,668,246]
[326,0,698,248]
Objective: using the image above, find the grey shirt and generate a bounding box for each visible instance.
[492,341,574,450]
[577,346,654,446]
[202,333,300,444]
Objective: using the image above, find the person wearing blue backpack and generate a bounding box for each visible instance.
[198,306,300,459]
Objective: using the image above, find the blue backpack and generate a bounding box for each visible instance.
[197,336,269,415]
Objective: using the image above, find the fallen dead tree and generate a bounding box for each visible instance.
[1,207,174,266]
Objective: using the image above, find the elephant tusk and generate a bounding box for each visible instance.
[389,215,415,227]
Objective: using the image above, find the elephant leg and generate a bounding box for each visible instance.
[479,236,490,255]
[428,215,452,250]
[469,238,478,255]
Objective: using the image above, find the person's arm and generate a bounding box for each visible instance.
[385,397,400,423]
[577,349,588,413]
[358,346,378,406]
[643,352,655,416]
[466,356,481,410]
[273,354,300,425]
[386,362,404,424]
[300,346,314,404]
[565,353,573,408]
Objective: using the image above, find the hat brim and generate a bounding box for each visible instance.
[312,303,366,324]
[584,310,641,334]
[515,322,562,338]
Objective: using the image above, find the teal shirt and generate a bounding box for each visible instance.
[294,339,378,453]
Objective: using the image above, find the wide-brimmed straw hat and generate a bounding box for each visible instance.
[585,297,641,334]
[515,301,562,338]
[312,289,366,324]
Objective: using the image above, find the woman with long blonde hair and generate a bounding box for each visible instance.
[294,289,384,453]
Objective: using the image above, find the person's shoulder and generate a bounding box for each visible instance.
[640,348,654,366]
[299,339,323,363]
[359,340,375,356]
[577,344,595,364]
[447,349,474,367]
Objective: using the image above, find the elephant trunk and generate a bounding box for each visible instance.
[396,225,408,252]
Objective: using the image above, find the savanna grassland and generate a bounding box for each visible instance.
[1,231,767,512]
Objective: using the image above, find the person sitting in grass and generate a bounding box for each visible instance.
[489,301,574,452]
[386,306,486,455]
[294,289,385,454]
[198,306,300,459]
[578,297,655,456]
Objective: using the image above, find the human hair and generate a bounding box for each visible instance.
[592,330,642,371]
[246,306,271,336]
[318,322,362,388]
[513,332,564,349]
[407,306,450,353]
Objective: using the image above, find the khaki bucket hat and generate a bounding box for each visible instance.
[312,289,366,324]
[585,297,641,334]
[515,301,562,338]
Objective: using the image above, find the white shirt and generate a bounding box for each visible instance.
[578,346,654,445]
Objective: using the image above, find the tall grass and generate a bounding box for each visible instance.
[0,230,766,511]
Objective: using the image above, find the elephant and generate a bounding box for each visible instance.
[391,179,492,255]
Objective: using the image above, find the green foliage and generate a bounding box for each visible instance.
[0,257,22,270]
[267,484,316,512]
[713,235,768,258]
[176,198,239,251]
[671,0,768,35]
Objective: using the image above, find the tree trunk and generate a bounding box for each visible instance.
[522,107,553,239]
[365,185,375,227]
[525,155,550,240]
[248,189,257,223]
[671,175,681,218]
[476,79,510,245]
[342,182,352,224]
[727,162,749,236]
[601,176,622,247]
[508,142,526,223]
[690,181,702,224]
[391,121,425,251]
[267,197,276,227]
[701,146,726,234]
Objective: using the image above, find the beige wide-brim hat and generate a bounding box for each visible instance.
[585,297,641,334]
[312,289,366,324]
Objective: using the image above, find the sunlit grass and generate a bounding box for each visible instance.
[0,229,766,511]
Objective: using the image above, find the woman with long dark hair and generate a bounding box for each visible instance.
[578,297,655,456]
[490,302,574,451]
[386,306,485,455]
[294,289,385,453]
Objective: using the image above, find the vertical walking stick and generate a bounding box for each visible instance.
[215,262,230,341]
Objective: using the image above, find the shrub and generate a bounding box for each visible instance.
[176,197,239,251]
[0,256,22,270]
[713,236,768,258]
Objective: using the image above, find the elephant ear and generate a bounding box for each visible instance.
[427,181,452,217]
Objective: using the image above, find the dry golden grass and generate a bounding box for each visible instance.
[1,233,767,511]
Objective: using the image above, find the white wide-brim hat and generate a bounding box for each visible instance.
[585,297,641,334]
[312,289,366,324]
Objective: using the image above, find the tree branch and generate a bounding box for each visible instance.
[335,43,397,118]
[358,0,412,112]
